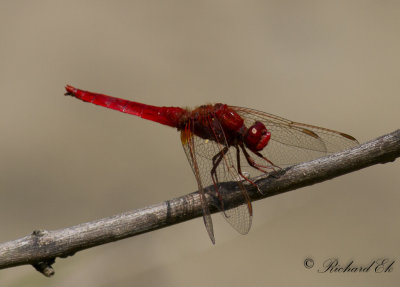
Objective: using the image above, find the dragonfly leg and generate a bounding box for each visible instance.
[252,150,281,172]
[235,146,262,193]
[211,147,228,203]
[239,143,276,173]
[211,150,224,186]
[210,146,229,212]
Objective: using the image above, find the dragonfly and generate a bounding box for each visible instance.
[65,85,358,244]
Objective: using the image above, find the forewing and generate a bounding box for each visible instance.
[181,125,215,244]
[231,106,358,168]
[186,117,253,235]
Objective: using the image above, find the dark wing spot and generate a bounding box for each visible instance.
[301,128,320,139]
[339,132,358,142]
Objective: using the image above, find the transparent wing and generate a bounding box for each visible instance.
[230,106,358,169]
[181,125,215,244]
[181,117,252,238]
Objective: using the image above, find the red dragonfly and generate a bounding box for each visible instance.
[65,85,358,244]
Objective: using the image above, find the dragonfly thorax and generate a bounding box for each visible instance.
[214,104,244,131]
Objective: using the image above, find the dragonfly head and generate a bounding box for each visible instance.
[244,121,271,152]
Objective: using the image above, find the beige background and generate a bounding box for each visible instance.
[1,1,399,286]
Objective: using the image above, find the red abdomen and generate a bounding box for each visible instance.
[65,85,188,128]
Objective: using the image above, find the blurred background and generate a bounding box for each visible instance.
[0,1,399,286]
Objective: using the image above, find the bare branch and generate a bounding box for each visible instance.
[0,130,399,276]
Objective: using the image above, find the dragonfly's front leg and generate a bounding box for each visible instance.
[235,145,262,193]
[239,143,279,173]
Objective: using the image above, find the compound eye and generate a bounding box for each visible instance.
[244,121,271,152]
